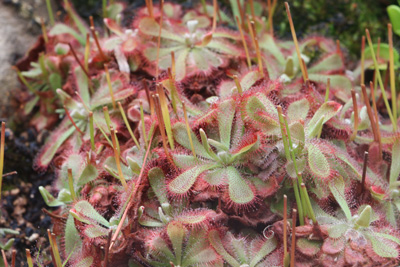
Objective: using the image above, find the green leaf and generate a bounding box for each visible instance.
[0,239,14,250]
[172,122,212,159]
[208,139,229,151]
[259,34,286,66]
[307,142,331,179]
[203,167,226,186]
[231,136,259,160]
[365,42,400,64]
[0,228,19,236]
[329,176,351,221]
[172,154,202,169]
[75,256,93,267]
[286,157,306,179]
[21,67,42,78]
[249,237,277,267]
[74,200,110,227]
[308,54,343,74]
[138,210,165,227]
[127,157,141,175]
[289,121,305,146]
[138,17,184,42]
[218,99,236,148]
[374,232,400,245]
[148,167,169,205]
[167,222,186,266]
[77,164,98,187]
[91,87,134,110]
[74,66,89,105]
[226,166,255,205]
[308,115,325,139]
[388,4,400,36]
[182,247,220,267]
[287,98,310,123]
[151,236,177,264]
[191,48,222,71]
[65,214,82,256]
[107,3,124,20]
[229,237,249,263]
[244,93,280,135]
[239,70,263,92]
[355,205,371,228]
[57,189,73,204]
[327,223,349,239]
[366,233,399,258]
[209,230,241,267]
[174,48,189,81]
[307,101,342,138]
[49,24,85,45]
[176,210,213,227]
[308,74,352,101]
[168,164,215,195]
[390,140,400,185]
[206,39,241,55]
[39,186,66,207]
[23,96,40,115]
[84,224,109,238]
[49,73,62,91]
[199,129,219,161]
[37,121,76,168]
[103,156,132,179]
[296,238,322,257]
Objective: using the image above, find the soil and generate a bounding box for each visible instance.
[1,126,55,266]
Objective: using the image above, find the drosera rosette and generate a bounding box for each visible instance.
[34,65,137,170]
[102,18,143,74]
[303,176,400,266]
[137,0,243,82]
[208,228,280,267]
[138,221,223,266]
[169,97,278,208]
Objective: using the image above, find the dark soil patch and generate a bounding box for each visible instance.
[1,126,54,266]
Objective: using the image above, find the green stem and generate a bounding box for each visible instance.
[301,183,316,223]
[89,112,95,151]
[366,30,396,131]
[45,0,55,26]
[67,169,77,202]
[200,0,207,14]
[324,78,330,102]
[293,182,304,225]
[118,102,141,149]
[139,101,148,149]
[103,0,108,18]
[13,67,39,96]
[277,107,291,161]
[103,106,120,153]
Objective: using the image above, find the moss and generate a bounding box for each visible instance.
[273,0,391,59]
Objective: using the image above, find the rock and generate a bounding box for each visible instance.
[0,0,55,118]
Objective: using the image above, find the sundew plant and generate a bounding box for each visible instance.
[1,0,400,266]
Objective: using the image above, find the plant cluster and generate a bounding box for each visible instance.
[2,0,400,266]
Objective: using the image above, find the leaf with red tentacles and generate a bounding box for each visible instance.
[138,13,242,81]
[208,229,278,266]
[139,221,222,266]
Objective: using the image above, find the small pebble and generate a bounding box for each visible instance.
[10,188,20,196]
[27,233,39,242]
